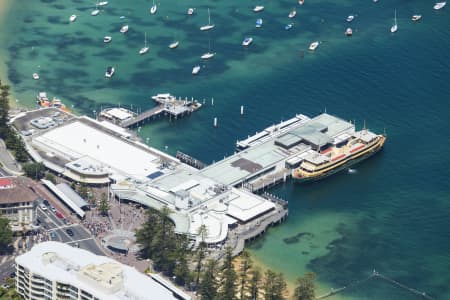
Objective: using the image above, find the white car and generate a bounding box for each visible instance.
[40,204,47,211]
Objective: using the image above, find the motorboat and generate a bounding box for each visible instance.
[200,8,214,31]
[253,6,264,12]
[285,23,294,30]
[256,18,263,28]
[150,0,157,14]
[103,36,112,43]
[91,8,100,16]
[32,73,39,80]
[105,66,115,78]
[309,41,319,51]
[242,37,253,46]
[139,32,149,55]
[298,0,305,5]
[69,14,77,22]
[411,14,422,21]
[201,52,215,59]
[289,9,297,18]
[169,41,179,49]
[98,1,108,6]
[192,65,200,75]
[346,15,355,22]
[390,9,397,33]
[434,2,446,10]
[187,8,195,15]
[120,24,129,33]
[345,28,353,36]
[152,93,176,102]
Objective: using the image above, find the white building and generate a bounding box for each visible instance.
[0,177,37,232]
[15,242,191,300]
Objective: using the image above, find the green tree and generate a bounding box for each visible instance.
[98,193,110,216]
[45,173,56,184]
[77,183,89,199]
[239,250,252,299]
[292,272,316,300]
[263,270,286,300]
[248,268,262,300]
[173,235,192,286]
[194,224,208,287]
[199,259,218,300]
[217,247,237,300]
[0,217,13,254]
[23,162,46,180]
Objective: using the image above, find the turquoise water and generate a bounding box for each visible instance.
[2,0,450,298]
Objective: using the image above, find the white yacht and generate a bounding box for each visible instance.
[289,9,297,18]
[187,8,195,15]
[91,8,100,16]
[139,32,149,55]
[150,0,157,14]
[253,6,264,12]
[201,52,215,59]
[98,1,108,6]
[309,41,319,51]
[242,37,253,46]
[32,73,39,80]
[105,66,115,78]
[69,15,77,22]
[200,8,215,31]
[103,36,112,43]
[411,14,422,22]
[169,41,179,49]
[192,65,201,75]
[152,93,176,102]
[120,24,129,33]
[434,2,446,10]
[390,9,398,33]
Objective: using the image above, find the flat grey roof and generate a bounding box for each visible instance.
[56,182,89,209]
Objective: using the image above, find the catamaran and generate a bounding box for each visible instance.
[200,8,215,31]
[139,32,149,55]
[390,9,398,33]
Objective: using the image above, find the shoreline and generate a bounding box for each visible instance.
[0,0,16,107]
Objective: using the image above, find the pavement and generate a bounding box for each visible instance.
[0,139,23,176]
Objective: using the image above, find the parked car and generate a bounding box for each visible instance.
[40,204,47,211]
[50,232,57,240]
[43,199,50,207]
[66,229,74,237]
[50,206,56,213]
[56,211,64,219]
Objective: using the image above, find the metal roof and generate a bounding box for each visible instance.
[56,183,90,209]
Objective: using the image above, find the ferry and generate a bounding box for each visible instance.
[292,130,386,182]
[69,15,77,22]
[434,2,446,10]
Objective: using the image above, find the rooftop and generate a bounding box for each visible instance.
[0,177,38,204]
[16,242,190,300]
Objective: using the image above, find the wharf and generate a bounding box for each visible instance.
[121,94,202,128]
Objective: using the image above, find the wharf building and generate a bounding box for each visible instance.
[15,241,191,300]
[12,107,357,245]
[0,176,38,232]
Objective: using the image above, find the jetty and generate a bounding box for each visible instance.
[100,94,202,128]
